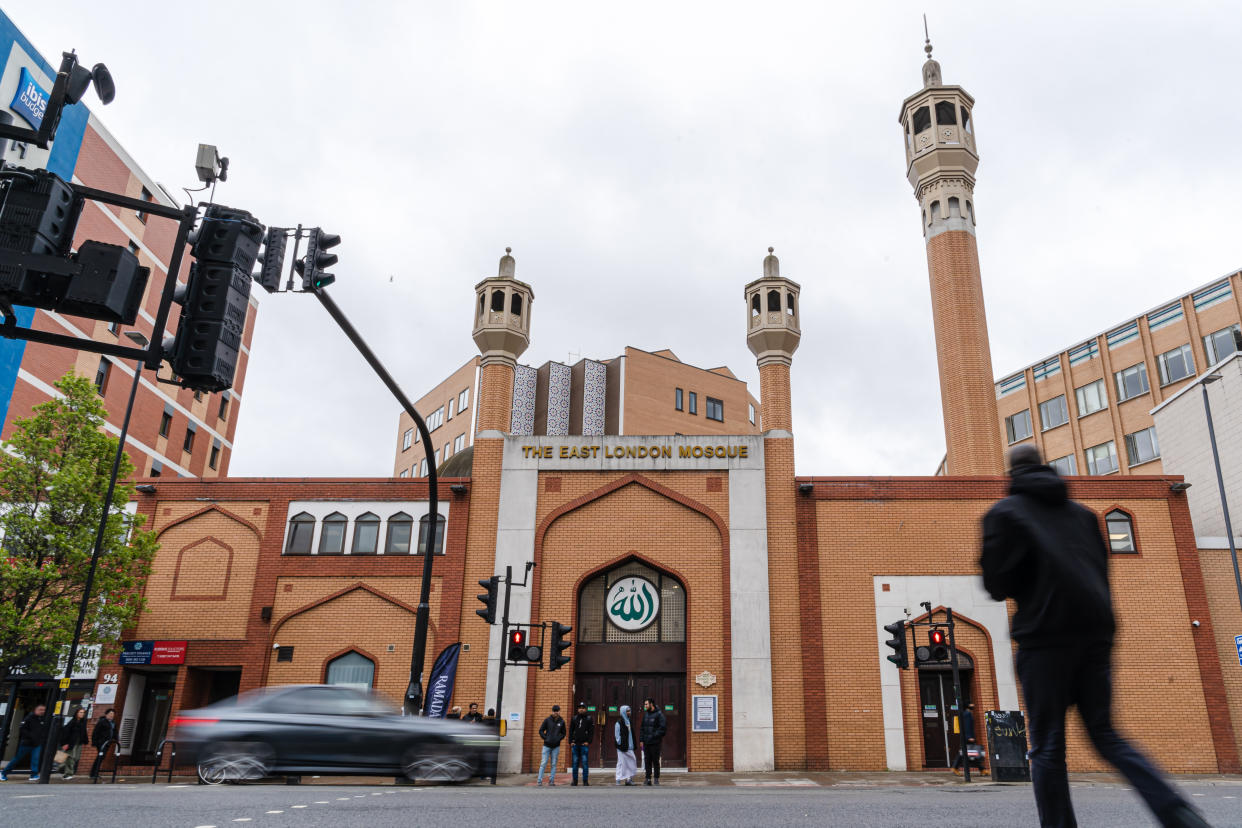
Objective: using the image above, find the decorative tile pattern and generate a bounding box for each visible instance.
[581,359,606,436]
[511,365,537,435]
[546,362,571,436]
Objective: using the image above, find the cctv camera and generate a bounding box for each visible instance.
[1191,620,1201,628]
[272,642,281,649]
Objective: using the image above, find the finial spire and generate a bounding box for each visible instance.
[921,14,943,88]
[763,246,780,278]
[498,246,515,278]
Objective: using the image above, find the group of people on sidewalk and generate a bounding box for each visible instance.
[1,706,116,782]
[535,698,667,787]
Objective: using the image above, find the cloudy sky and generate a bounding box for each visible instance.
[9,1,1240,477]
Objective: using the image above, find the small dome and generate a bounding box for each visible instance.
[763,246,780,278]
[498,246,515,279]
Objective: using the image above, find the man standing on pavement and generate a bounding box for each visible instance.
[536,704,566,787]
[980,444,1209,828]
[463,703,484,724]
[87,708,116,780]
[0,703,47,781]
[640,697,666,786]
[569,701,594,786]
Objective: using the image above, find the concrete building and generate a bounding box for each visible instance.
[49,41,1242,780]
[992,271,1242,478]
[0,10,258,481]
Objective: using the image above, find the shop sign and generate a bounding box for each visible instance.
[691,695,718,732]
[120,640,187,665]
[606,576,659,632]
[95,683,117,704]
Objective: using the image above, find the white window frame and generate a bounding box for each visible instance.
[1038,395,1069,431]
[402,428,413,450]
[1085,441,1119,475]
[1156,344,1195,387]
[1005,409,1033,444]
[1124,427,1160,467]
[1113,362,1150,402]
[1075,379,1108,418]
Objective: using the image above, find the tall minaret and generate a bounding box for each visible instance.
[746,248,801,769]
[472,247,533,432]
[899,32,1004,475]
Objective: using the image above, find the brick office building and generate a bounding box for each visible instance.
[80,47,1242,777]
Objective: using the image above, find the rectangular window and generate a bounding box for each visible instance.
[218,391,230,421]
[1075,379,1108,417]
[399,469,410,478]
[458,388,469,411]
[1125,426,1160,466]
[1067,340,1099,366]
[1203,324,1241,365]
[209,439,221,470]
[454,434,466,452]
[1005,409,1033,444]
[150,460,162,478]
[159,404,173,438]
[402,428,413,451]
[1085,441,1119,475]
[1193,279,1232,311]
[1114,362,1150,402]
[94,357,111,395]
[420,459,428,477]
[443,442,452,460]
[1032,356,1061,382]
[183,423,196,454]
[705,397,724,422]
[136,186,152,223]
[434,449,441,467]
[428,407,445,431]
[688,392,697,415]
[1048,454,1077,476]
[674,388,684,411]
[996,373,1026,397]
[1156,344,1195,386]
[748,403,756,425]
[1038,395,1069,431]
[1147,302,1184,331]
[1106,321,1140,350]
[448,399,455,420]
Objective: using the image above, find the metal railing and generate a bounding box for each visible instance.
[151,740,176,784]
[91,739,120,784]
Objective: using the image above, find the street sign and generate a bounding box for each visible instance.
[58,678,70,689]
[1235,634,1241,666]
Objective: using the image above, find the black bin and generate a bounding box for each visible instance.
[985,710,1031,782]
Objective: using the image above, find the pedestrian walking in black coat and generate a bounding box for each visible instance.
[980,444,1208,828]
[640,698,667,785]
[0,704,48,781]
[60,707,90,779]
[88,708,117,780]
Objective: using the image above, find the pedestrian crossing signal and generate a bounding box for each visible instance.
[928,627,950,662]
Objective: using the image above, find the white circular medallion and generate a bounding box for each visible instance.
[605,576,660,632]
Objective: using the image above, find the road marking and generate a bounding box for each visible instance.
[193,825,216,828]
[167,784,191,788]
[336,797,351,800]
[353,795,365,798]
[314,800,329,804]
[266,811,284,814]
[291,805,307,808]
[1193,794,1206,797]
[371,791,384,795]
[12,794,55,799]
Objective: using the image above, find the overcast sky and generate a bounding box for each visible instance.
[8,1,1240,478]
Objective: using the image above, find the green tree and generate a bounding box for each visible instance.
[0,372,157,681]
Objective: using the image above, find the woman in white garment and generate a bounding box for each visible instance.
[614,705,637,785]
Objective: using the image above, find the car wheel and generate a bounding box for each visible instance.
[402,742,475,784]
[196,741,274,785]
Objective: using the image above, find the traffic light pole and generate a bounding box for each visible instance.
[946,609,970,783]
[310,287,439,717]
[493,565,513,785]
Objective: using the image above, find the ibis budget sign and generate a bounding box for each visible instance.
[606,576,659,632]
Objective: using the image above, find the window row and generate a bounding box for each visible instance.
[1023,426,1160,479]
[403,387,471,451]
[673,388,725,422]
[284,511,446,556]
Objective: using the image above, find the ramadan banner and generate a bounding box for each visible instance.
[423,642,462,718]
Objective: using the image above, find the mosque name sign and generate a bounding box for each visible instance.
[520,443,749,461]
[507,435,764,471]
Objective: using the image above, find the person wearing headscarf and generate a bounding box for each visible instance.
[614,705,637,786]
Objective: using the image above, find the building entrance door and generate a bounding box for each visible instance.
[918,659,974,768]
[577,673,685,768]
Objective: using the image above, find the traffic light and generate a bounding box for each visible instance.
[475,576,499,625]
[294,227,340,290]
[166,204,263,392]
[507,629,542,664]
[928,627,950,662]
[883,619,908,669]
[253,226,287,293]
[548,621,572,671]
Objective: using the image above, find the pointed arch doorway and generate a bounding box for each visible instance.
[918,650,974,768]
[574,559,687,769]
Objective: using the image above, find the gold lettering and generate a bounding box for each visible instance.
[559,446,569,458]
[739,446,748,458]
[727,446,739,458]
[715,445,724,458]
[637,446,648,459]
[680,446,692,458]
[661,446,672,458]
[625,446,637,458]
[543,447,553,459]
[590,446,600,458]
[692,446,703,458]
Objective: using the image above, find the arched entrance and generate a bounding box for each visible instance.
[918,650,974,768]
[574,559,686,768]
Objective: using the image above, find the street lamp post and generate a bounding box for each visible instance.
[38,332,150,784]
[1200,374,1242,613]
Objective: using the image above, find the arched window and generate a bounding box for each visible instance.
[935,101,956,127]
[930,201,942,221]
[961,106,972,134]
[417,514,447,556]
[352,512,380,555]
[1105,509,1136,553]
[318,512,347,555]
[786,293,796,316]
[326,651,375,689]
[490,290,505,312]
[751,294,760,317]
[948,197,960,218]
[284,512,315,556]
[912,106,931,134]
[767,289,781,312]
[477,293,485,317]
[385,511,413,554]
[510,293,523,316]
[577,561,685,644]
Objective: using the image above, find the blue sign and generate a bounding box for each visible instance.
[120,640,153,665]
[423,642,462,718]
[1235,635,1242,667]
[9,66,47,129]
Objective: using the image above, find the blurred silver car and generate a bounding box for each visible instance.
[171,685,499,784]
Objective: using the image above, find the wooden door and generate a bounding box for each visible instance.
[601,674,631,766]
[658,674,685,765]
[576,674,605,767]
[919,670,973,768]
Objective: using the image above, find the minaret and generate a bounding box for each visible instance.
[746,248,801,769]
[472,247,533,432]
[899,32,1004,475]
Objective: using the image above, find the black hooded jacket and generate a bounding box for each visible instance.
[980,464,1115,648]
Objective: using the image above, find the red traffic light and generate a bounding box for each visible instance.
[511,630,525,645]
[929,628,946,646]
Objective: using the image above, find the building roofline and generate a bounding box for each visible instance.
[623,345,749,384]
[995,269,1241,383]
[1150,350,1242,416]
